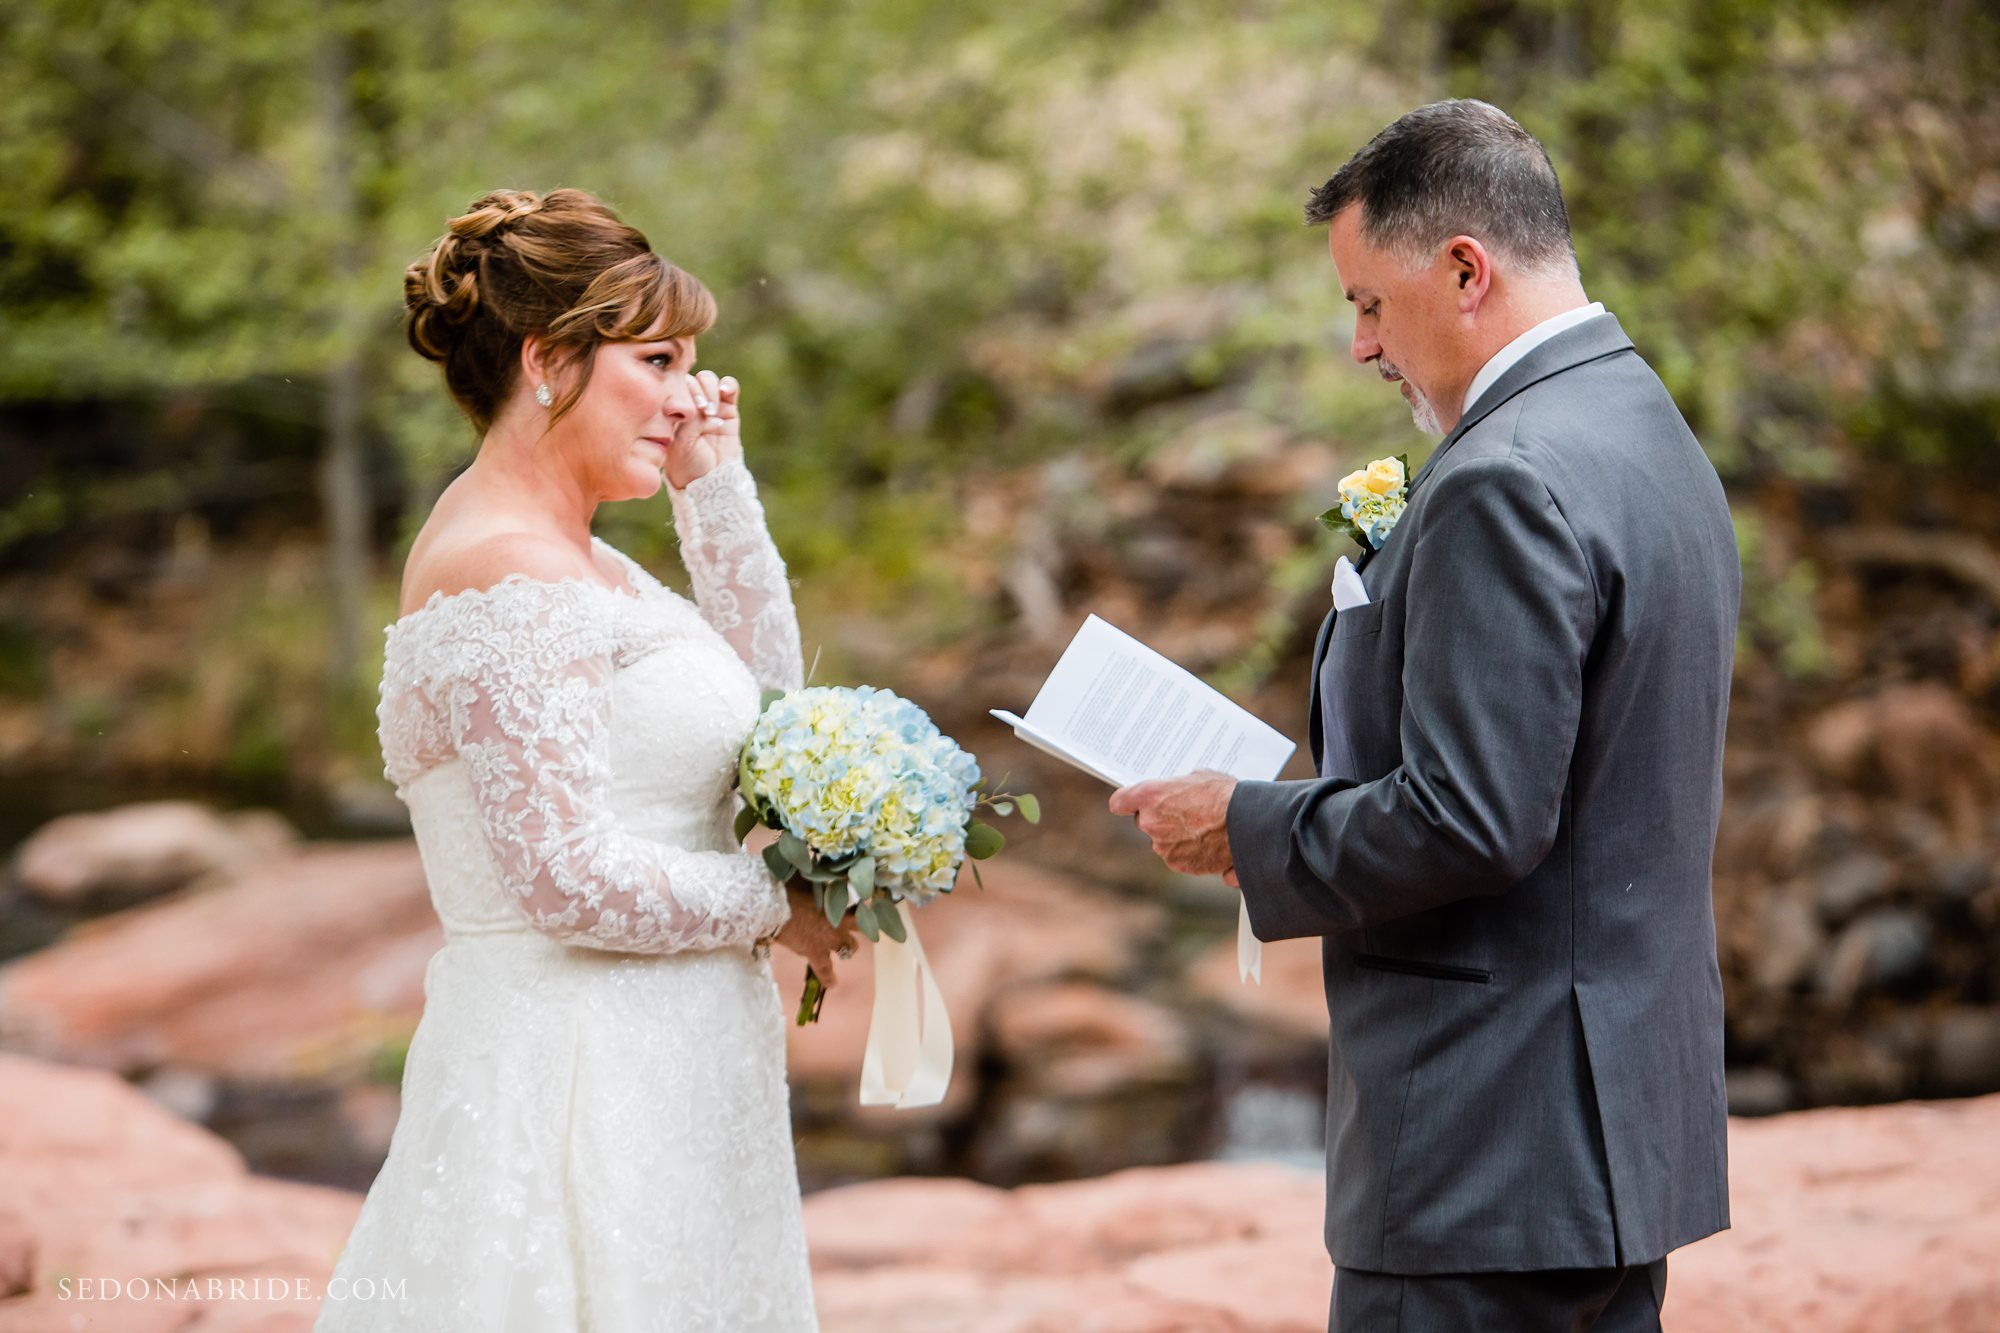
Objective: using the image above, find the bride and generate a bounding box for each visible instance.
[315,188,850,1331]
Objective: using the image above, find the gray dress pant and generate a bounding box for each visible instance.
[1330,1259,1667,1332]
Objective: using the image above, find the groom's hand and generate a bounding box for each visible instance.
[1108,770,1238,880]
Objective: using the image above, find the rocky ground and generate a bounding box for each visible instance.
[6,774,2000,1193]
[5,436,2000,1119]
[1,1049,1995,1332]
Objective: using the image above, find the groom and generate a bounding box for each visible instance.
[1110,100,1738,1330]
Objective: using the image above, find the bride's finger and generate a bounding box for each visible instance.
[716,375,740,416]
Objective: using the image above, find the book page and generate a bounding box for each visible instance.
[992,615,1294,786]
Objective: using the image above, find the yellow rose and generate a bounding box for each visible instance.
[1364,457,1406,494]
[1338,469,1372,498]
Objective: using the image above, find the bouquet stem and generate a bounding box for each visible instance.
[796,966,828,1025]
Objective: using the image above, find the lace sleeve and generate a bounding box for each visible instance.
[434,580,790,953]
[667,456,804,692]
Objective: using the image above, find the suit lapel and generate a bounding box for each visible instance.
[1305,314,1639,766]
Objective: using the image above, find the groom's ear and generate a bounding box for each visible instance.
[1445,235,1492,312]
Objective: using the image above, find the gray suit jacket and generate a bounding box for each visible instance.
[1227,314,1737,1274]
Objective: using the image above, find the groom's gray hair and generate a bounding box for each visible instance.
[1306,99,1578,279]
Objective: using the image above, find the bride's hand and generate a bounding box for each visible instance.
[771,882,858,985]
[664,369,743,489]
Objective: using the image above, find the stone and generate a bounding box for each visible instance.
[988,982,1193,1098]
[806,1097,2000,1333]
[1816,909,1931,1006]
[1748,890,1825,995]
[2,1051,1998,1331]
[1804,684,1998,845]
[1930,851,1992,902]
[1809,853,1896,922]
[11,799,298,910]
[1187,932,1329,1041]
[1669,1096,2000,1333]
[1725,1066,1794,1117]
[0,1052,359,1330]
[0,840,439,1081]
[1928,1006,2000,1096]
[780,859,1166,1125]
[0,1210,32,1300]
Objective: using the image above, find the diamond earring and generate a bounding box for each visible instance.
[534,383,553,408]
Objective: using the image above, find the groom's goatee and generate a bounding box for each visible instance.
[1377,356,1444,436]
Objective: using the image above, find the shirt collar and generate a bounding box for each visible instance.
[1461,301,1606,418]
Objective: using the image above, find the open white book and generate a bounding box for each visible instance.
[991,614,1296,789]
[991,615,1296,983]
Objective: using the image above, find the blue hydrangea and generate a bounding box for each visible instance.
[743,685,982,902]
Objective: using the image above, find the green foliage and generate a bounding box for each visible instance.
[367,1028,413,1085]
[0,615,47,698]
[6,0,1997,784]
[1734,508,1832,680]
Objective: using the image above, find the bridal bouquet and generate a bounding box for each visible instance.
[735,685,1037,1026]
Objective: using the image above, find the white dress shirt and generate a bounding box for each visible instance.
[1461,301,1606,418]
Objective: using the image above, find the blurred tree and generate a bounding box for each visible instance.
[1,0,1995,778]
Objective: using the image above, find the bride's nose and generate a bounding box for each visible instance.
[661,379,699,424]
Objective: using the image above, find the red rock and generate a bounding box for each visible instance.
[1122,1238,1328,1332]
[0,1210,32,1300]
[1188,931,1328,1039]
[0,841,439,1081]
[1667,1096,2000,1333]
[781,859,1166,1120]
[805,1097,2000,1332]
[12,800,297,909]
[988,981,1192,1097]
[0,1053,360,1332]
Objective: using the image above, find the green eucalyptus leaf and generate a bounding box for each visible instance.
[875,897,907,943]
[762,844,794,884]
[849,856,875,896]
[855,900,880,941]
[822,883,848,927]
[1017,793,1041,825]
[965,822,1004,859]
[992,801,1014,816]
[733,804,759,843]
[778,831,812,873]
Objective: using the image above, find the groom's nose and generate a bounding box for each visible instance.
[1350,325,1380,367]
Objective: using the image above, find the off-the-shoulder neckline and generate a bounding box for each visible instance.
[384,535,647,636]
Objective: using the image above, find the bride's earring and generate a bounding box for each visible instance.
[534,383,553,408]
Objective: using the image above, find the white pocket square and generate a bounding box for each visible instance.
[1331,555,1371,611]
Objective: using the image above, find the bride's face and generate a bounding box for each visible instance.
[553,335,704,500]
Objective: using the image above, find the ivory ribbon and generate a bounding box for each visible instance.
[859,901,954,1108]
[1238,898,1262,984]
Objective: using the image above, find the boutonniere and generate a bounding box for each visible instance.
[1317,454,1409,550]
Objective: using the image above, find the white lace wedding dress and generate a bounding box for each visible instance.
[315,457,817,1332]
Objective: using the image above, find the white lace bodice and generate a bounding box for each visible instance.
[320,456,820,1331]
[374,456,804,953]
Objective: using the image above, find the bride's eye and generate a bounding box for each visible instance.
[645,352,675,370]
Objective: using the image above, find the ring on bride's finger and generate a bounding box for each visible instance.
[835,943,856,959]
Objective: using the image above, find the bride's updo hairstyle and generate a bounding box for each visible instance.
[404,188,717,431]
